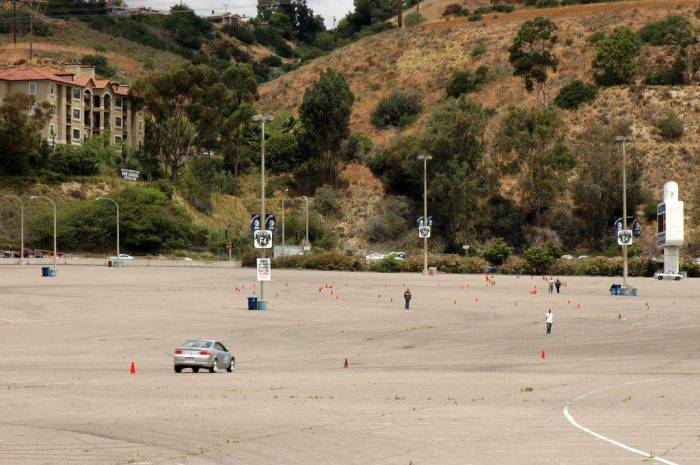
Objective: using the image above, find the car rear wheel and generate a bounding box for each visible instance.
[192,367,200,373]
[210,358,219,373]
[227,357,235,372]
[658,276,664,280]
[174,366,182,373]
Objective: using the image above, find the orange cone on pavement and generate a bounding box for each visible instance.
[129,361,136,374]
[343,358,348,368]
[540,351,545,360]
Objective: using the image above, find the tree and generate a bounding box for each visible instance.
[639,16,698,84]
[570,121,643,245]
[0,93,53,175]
[220,64,259,176]
[553,80,598,110]
[495,106,575,225]
[158,114,197,182]
[592,27,642,86]
[508,17,559,106]
[299,69,355,188]
[483,238,512,265]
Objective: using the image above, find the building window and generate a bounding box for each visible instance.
[116,97,122,109]
[29,82,36,95]
[72,108,81,120]
[115,135,122,144]
[72,129,80,140]
[72,88,80,100]
[138,140,143,150]
[49,84,55,96]
[139,119,143,132]
[115,116,122,128]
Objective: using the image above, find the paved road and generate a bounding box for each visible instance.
[0,267,697,465]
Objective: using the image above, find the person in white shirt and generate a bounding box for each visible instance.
[548,277,554,294]
[545,309,553,335]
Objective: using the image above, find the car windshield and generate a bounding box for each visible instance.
[182,340,212,349]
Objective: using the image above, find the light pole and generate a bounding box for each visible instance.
[96,197,119,261]
[281,188,288,257]
[417,154,432,275]
[302,195,309,255]
[30,195,57,271]
[615,136,632,290]
[253,114,273,305]
[3,195,24,264]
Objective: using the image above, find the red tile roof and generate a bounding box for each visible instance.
[0,65,74,85]
[0,65,129,94]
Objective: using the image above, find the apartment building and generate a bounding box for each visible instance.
[0,64,144,150]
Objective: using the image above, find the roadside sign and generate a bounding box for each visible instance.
[251,214,276,238]
[614,217,641,237]
[302,241,311,251]
[418,226,431,238]
[256,258,271,281]
[417,216,433,229]
[617,229,634,246]
[254,230,273,249]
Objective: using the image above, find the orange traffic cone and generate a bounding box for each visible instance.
[343,358,348,369]
[540,351,545,360]
[129,361,136,374]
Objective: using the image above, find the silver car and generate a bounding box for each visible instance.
[173,339,235,373]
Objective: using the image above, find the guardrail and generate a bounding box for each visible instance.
[0,258,241,268]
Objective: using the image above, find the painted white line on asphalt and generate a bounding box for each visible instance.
[563,379,681,465]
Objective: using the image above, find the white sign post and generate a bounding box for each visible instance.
[418,226,431,238]
[254,230,273,249]
[617,229,633,246]
[256,258,271,281]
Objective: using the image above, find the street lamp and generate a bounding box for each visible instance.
[615,135,632,290]
[302,195,309,255]
[253,114,273,305]
[281,188,288,257]
[3,195,24,264]
[417,154,432,275]
[30,195,57,271]
[96,197,119,262]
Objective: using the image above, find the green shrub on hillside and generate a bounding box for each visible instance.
[46,146,100,176]
[655,112,684,141]
[523,247,555,275]
[373,256,404,272]
[495,256,531,275]
[554,80,598,109]
[446,66,490,98]
[639,16,695,46]
[222,21,256,44]
[404,12,426,27]
[371,93,423,129]
[80,55,117,79]
[593,27,642,85]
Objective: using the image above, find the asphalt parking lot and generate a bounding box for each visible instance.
[1,266,698,465]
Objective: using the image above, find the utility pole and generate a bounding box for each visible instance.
[253,114,273,306]
[12,0,17,45]
[397,0,403,29]
[96,197,120,262]
[615,136,632,290]
[302,195,309,255]
[281,188,287,257]
[3,195,24,264]
[417,154,432,274]
[30,195,57,272]
[416,0,420,12]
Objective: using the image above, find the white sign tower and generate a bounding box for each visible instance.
[657,181,684,274]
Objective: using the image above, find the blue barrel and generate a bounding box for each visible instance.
[41,266,50,277]
[257,300,268,311]
[247,297,258,310]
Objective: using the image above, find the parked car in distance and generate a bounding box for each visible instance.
[653,271,685,281]
[693,257,700,265]
[388,252,406,260]
[173,339,234,373]
[108,253,134,260]
[561,254,574,260]
[577,255,589,260]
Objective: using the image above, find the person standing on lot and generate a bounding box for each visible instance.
[548,277,554,294]
[404,288,412,310]
[545,309,553,335]
[555,278,562,294]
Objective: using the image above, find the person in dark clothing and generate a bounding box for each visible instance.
[404,289,412,310]
[555,279,562,294]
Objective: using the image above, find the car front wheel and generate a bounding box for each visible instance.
[174,366,182,373]
[658,276,664,280]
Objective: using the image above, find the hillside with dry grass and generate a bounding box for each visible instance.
[258,0,700,252]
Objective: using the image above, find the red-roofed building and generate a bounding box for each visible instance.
[0,64,144,149]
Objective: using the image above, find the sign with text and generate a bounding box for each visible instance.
[418,226,431,238]
[120,169,140,181]
[254,230,273,249]
[256,258,271,281]
[617,229,634,246]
